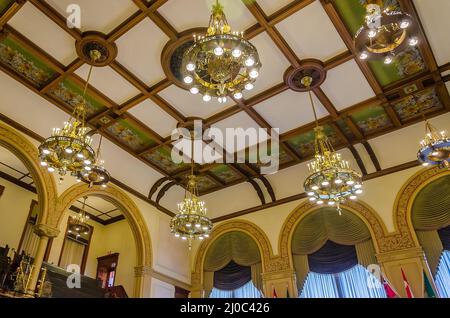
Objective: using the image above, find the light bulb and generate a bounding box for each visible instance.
[317,200,324,205]
[186,63,196,71]
[233,92,243,99]
[307,192,315,196]
[322,181,330,186]
[368,29,377,38]
[183,76,193,84]
[85,166,92,171]
[245,57,255,67]
[355,184,362,189]
[84,160,91,165]
[309,197,317,202]
[203,94,211,102]
[204,234,210,238]
[359,52,368,60]
[48,167,55,172]
[249,69,259,79]
[181,236,187,240]
[65,148,73,154]
[245,83,254,91]
[422,162,429,167]
[199,236,204,240]
[218,96,227,104]
[40,161,48,167]
[409,37,418,46]
[232,49,241,58]
[42,149,50,155]
[195,223,201,228]
[190,87,199,94]
[355,189,363,194]
[346,180,355,185]
[328,201,335,206]
[102,184,107,188]
[214,46,224,56]
[76,179,81,183]
[77,153,84,159]
[186,223,192,228]
[312,185,319,191]
[400,20,410,29]
[202,226,208,231]
[335,179,343,184]
[384,55,393,64]
[175,233,180,238]
[350,195,357,200]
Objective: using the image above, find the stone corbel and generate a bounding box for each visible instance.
[33,223,60,238]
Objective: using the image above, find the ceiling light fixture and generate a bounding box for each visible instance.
[77,135,110,188]
[171,132,213,249]
[301,76,363,215]
[355,0,417,62]
[418,118,450,169]
[181,0,261,102]
[68,196,90,236]
[39,50,102,181]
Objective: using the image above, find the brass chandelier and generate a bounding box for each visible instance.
[77,135,110,188]
[181,0,261,103]
[68,196,90,238]
[355,0,418,64]
[418,119,450,169]
[39,50,101,181]
[302,77,363,213]
[170,134,213,249]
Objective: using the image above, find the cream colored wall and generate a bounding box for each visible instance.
[0,177,37,250]
[47,209,137,296]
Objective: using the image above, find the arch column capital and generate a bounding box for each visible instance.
[33,223,60,238]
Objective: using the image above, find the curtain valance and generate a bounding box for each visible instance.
[213,261,251,291]
[308,240,358,274]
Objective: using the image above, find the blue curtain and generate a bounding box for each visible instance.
[300,265,386,298]
[435,250,450,298]
[210,281,262,298]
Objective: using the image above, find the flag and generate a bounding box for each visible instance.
[273,287,278,298]
[381,274,398,298]
[423,271,437,298]
[401,268,414,298]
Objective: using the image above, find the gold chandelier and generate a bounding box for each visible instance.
[302,76,363,213]
[355,0,418,64]
[39,50,101,181]
[68,196,90,237]
[170,134,213,249]
[181,0,261,103]
[418,119,450,169]
[77,135,110,188]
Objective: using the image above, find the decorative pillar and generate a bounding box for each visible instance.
[189,272,202,298]
[376,247,436,298]
[262,268,297,298]
[27,224,60,296]
[134,265,152,298]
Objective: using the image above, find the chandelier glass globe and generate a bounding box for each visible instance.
[355,0,417,63]
[181,0,261,102]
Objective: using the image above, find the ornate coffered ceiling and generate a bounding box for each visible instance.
[0,0,448,219]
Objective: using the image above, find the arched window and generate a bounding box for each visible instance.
[292,208,386,298]
[203,232,263,298]
[412,175,450,298]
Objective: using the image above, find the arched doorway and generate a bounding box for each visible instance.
[54,184,152,297]
[192,220,273,298]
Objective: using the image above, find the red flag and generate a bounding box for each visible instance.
[401,268,414,298]
[273,287,278,298]
[381,274,398,298]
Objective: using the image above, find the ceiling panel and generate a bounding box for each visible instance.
[257,0,293,16]
[115,18,168,86]
[244,32,291,98]
[0,146,29,175]
[414,0,450,66]
[321,60,376,110]
[75,65,140,105]
[159,0,257,32]
[254,89,329,134]
[158,84,234,118]
[276,1,347,61]
[45,0,137,34]
[128,99,178,138]
[8,2,77,65]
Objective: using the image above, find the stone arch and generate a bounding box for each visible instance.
[56,183,153,296]
[393,166,450,249]
[279,199,395,270]
[0,122,58,226]
[191,220,277,290]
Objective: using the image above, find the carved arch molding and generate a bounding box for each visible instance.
[0,122,58,226]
